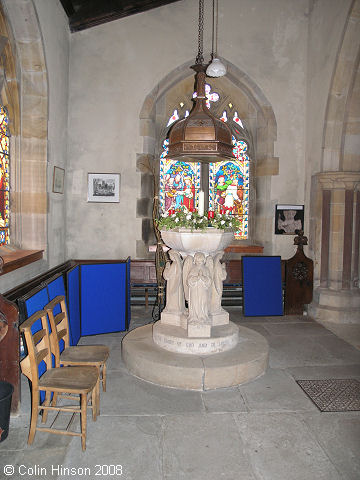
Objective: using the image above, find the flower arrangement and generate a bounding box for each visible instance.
[156,209,241,232]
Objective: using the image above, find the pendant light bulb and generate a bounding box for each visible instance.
[206,57,226,77]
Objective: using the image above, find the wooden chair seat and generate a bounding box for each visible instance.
[20,310,100,451]
[44,296,109,391]
[60,345,109,366]
[38,365,99,392]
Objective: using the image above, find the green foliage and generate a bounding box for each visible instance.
[156,210,241,232]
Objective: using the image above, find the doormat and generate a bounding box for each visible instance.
[296,379,360,412]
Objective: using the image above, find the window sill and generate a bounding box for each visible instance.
[225,244,264,254]
[0,248,44,275]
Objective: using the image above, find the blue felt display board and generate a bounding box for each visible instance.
[66,265,81,346]
[46,274,67,352]
[47,274,66,303]
[81,263,127,336]
[126,258,131,330]
[22,286,51,403]
[242,256,283,316]
[23,286,50,350]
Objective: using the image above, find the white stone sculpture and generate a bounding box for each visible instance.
[210,251,229,326]
[185,252,212,337]
[161,250,186,328]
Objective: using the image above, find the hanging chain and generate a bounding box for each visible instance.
[211,0,219,59]
[214,0,219,57]
[195,0,204,64]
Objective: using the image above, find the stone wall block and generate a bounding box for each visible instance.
[20,192,47,214]
[2,0,41,42]
[22,71,47,97]
[323,119,344,150]
[20,212,47,250]
[344,117,360,134]
[331,214,343,233]
[343,153,360,171]
[137,197,152,218]
[22,93,47,118]
[18,40,45,72]
[22,114,47,139]
[341,21,360,61]
[139,118,155,137]
[21,137,47,161]
[139,94,155,119]
[142,135,156,155]
[332,59,356,94]
[21,161,46,193]
[322,149,340,171]
[256,157,279,176]
[332,189,345,203]
[141,173,154,198]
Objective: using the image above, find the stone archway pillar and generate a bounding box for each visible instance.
[309,172,360,323]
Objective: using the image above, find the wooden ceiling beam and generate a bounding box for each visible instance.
[61,0,182,33]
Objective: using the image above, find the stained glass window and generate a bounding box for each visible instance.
[209,137,249,239]
[160,84,250,239]
[0,106,10,246]
[159,139,201,214]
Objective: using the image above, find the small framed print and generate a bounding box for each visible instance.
[52,166,65,194]
[275,204,304,235]
[87,173,120,203]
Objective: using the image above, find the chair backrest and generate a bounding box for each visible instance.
[44,295,70,367]
[20,310,52,388]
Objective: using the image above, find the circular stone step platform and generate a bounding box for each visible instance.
[153,321,239,355]
[122,324,269,391]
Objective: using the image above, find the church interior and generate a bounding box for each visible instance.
[0,0,359,478]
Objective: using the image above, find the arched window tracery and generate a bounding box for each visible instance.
[159,83,250,240]
[0,106,10,245]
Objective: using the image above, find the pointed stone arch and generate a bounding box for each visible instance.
[321,0,360,172]
[0,0,48,253]
[310,0,360,323]
[137,59,278,258]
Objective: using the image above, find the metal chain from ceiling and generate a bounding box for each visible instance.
[195,0,204,65]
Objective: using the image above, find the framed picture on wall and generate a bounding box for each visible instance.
[87,173,120,203]
[52,166,65,194]
[275,204,304,235]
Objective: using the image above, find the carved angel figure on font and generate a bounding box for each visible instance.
[185,252,212,325]
[163,250,185,314]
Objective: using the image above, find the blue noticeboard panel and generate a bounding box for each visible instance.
[126,258,131,330]
[242,256,283,316]
[22,286,50,403]
[46,274,67,352]
[67,265,81,346]
[23,286,49,319]
[47,274,66,303]
[81,263,127,336]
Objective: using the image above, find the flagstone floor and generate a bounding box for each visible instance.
[2,306,360,480]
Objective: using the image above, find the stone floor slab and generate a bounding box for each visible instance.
[239,368,318,412]
[162,414,256,480]
[268,336,352,368]
[235,412,342,480]
[201,386,247,413]
[5,306,359,480]
[286,364,360,380]
[301,412,360,480]
[315,335,360,364]
[100,371,204,416]
[59,416,163,480]
[263,322,332,336]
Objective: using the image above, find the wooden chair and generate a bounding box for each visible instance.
[44,295,110,391]
[20,310,99,451]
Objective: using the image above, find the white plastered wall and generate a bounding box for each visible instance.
[66,0,311,260]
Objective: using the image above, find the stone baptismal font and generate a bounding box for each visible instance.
[122,228,269,391]
[153,229,239,354]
